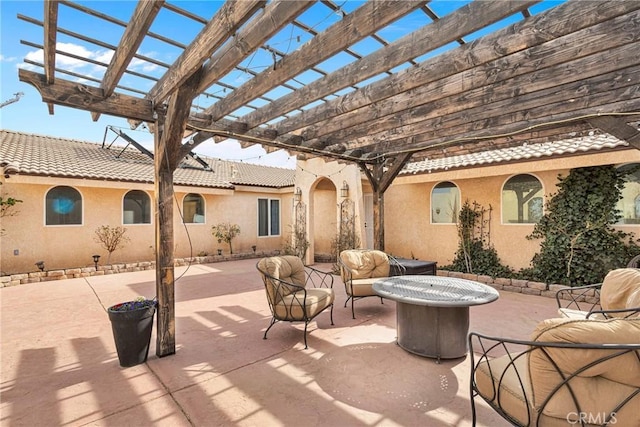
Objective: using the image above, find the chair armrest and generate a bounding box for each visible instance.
[388,254,406,276]
[305,265,334,289]
[587,306,640,319]
[555,282,602,312]
[337,256,355,283]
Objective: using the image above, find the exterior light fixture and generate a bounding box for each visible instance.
[35,261,45,272]
[92,254,101,269]
[294,187,302,202]
[340,181,349,198]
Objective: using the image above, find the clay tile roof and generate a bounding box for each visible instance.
[0,130,295,189]
[401,134,628,175]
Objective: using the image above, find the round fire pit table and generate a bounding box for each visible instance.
[373,275,499,361]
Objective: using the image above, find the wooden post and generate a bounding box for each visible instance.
[372,163,385,251]
[360,153,413,252]
[153,67,204,358]
[154,121,176,357]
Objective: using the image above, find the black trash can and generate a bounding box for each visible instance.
[108,301,156,367]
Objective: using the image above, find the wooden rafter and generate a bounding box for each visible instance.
[92,0,164,121]
[275,0,639,138]
[147,0,265,105]
[101,0,164,98]
[239,0,539,130]
[43,0,58,114]
[201,0,426,123]
[195,0,315,94]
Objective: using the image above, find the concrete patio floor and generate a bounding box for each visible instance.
[1,258,559,426]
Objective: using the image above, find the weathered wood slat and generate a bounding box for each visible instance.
[241,0,539,129]
[17,13,172,70]
[323,29,640,149]
[196,0,314,94]
[373,97,640,161]
[101,0,164,98]
[203,0,426,123]
[148,0,265,104]
[589,117,640,149]
[406,123,594,162]
[271,0,640,135]
[43,0,59,114]
[360,60,640,154]
[43,0,58,85]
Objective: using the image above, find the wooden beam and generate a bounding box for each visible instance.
[18,69,158,121]
[154,67,204,358]
[101,0,164,98]
[196,0,314,94]
[91,0,163,121]
[374,98,640,161]
[203,0,426,122]
[379,152,413,193]
[148,1,265,105]
[241,0,539,129]
[270,0,640,135]
[588,117,640,149]
[43,0,59,114]
[325,33,640,150]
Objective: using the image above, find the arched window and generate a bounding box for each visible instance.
[123,190,151,224]
[46,186,82,225]
[183,193,205,223]
[502,174,543,224]
[616,163,640,224]
[431,181,460,224]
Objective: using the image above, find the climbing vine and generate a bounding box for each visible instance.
[527,165,640,286]
[445,200,513,278]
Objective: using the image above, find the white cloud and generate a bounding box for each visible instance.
[0,54,17,62]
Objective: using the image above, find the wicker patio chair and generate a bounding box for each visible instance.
[555,268,640,320]
[469,317,640,426]
[256,256,335,349]
[337,249,405,319]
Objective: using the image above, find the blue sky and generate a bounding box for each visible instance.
[0,0,298,168]
[1,1,564,169]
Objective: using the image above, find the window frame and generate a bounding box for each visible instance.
[182,193,206,224]
[501,173,544,225]
[122,189,152,225]
[44,185,83,226]
[430,181,460,224]
[258,197,281,237]
[616,163,640,225]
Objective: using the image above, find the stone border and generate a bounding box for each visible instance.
[3,258,574,303]
[436,270,570,301]
[0,252,275,287]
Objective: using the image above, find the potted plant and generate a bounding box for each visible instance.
[107,296,156,367]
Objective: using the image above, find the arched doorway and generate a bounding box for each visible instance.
[311,178,338,262]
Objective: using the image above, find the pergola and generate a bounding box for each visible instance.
[17,0,640,357]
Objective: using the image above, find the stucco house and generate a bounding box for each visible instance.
[2,128,640,276]
[0,129,295,275]
[295,131,640,270]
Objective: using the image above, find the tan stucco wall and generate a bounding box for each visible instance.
[296,158,363,264]
[385,149,640,270]
[0,176,292,274]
